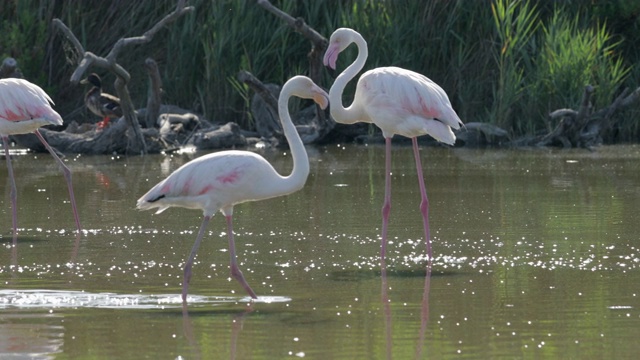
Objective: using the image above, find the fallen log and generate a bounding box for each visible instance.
[191,122,247,150]
[51,0,194,155]
[536,85,640,149]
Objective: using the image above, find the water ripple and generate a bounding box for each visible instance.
[0,290,290,310]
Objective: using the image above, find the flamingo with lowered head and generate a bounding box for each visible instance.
[0,78,82,235]
[323,27,463,261]
[137,75,329,301]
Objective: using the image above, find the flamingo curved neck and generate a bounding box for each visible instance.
[329,33,368,124]
[275,85,310,195]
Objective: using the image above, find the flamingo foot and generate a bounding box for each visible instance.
[231,264,258,299]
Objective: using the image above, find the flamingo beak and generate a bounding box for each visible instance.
[313,89,329,110]
[323,44,339,70]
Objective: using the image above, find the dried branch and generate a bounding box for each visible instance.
[257,0,326,45]
[549,109,578,119]
[620,86,640,107]
[106,0,195,63]
[237,70,279,111]
[52,0,194,154]
[538,84,640,149]
[51,19,85,55]
[144,58,163,128]
[0,57,23,79]
[575,84,594,124]
[255,0,334,140]
[256,0,327,85]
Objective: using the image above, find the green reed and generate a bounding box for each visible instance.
[1,0,638,141]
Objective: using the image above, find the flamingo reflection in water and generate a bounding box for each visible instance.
[380,260,433,359]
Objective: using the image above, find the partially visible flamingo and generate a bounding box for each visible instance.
[137,75,329,301]
[0,78,82,235]
[323,28,463,261]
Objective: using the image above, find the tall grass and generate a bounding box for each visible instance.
[490,0,538,133]
[0,0,638,141]
[489,0,630,135]
[531,12,630,132]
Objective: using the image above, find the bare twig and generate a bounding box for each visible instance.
[106,0,195,63]
[549,109,578,119]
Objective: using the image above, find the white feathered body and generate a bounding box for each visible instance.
[323,27,463,145]
[137,150,306,217]
[0,78,63,135]
[355,67,462,143]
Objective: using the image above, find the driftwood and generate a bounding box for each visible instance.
[50,0,194,155]
[144,58,163,129]
[242,0,335,145]
[238,71,279,139]
[257,0,327,85]
[535,85,640,149]
[0,57,23,79]
[238,71,328,146]
[13,120,163,155]
[158,112,202,147]
[455,122,510,147]
[191,122,247,150]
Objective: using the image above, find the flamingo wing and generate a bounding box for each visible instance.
[0,78,63,125]
[356,67,462,142]
[137,150,279,216]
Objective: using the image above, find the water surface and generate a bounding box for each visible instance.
[1,144,639,358]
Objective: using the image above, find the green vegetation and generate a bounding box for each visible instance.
[0,0,638,141]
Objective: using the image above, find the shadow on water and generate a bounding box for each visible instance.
[329,266,456,281]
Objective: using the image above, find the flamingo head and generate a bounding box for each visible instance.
[323,28,359,70]
[287,76,329,110]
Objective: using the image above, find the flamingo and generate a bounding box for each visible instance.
[323,28,463,261]
[137,75,329,301]
[0,78,82,235]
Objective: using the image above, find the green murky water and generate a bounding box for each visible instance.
[1,144,639,359]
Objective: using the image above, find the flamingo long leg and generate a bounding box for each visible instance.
[34,130,82,233]
[226,215,258,299]
[380,137,393,260]
[412,137,432,262]
[182,215,211,302]
[2,135,18,234]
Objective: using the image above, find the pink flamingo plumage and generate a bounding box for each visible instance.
[137,76,329,301]
[0,78,82,235]
[323,28,463,261]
